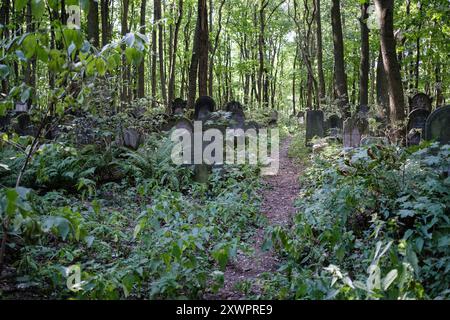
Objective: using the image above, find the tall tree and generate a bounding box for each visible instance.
[374,0,406,124]
[101,0,110,47]
[331,0,349,117]
[359,1,370,108]
[137,0,147,98]
[121,0,130,106]
[168,0,184,104]
[155,0,168,107]
[314,0,326,101]
[87,0,100,47]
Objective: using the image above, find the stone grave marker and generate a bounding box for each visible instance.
[225,101,245,130]
[122,128,142,150]
[406,109,430,146]
[343,116,368,148]
[410,93,432,113]
[305,110,324,145]
[424,105,450,145]
[172,98,187,115]
[268,110,278,126]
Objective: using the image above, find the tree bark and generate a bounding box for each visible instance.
[168,0,183,105]
[137,0,147,98]
[87,0,100,47]
[155,0,168,107]
[331,0,349,117]
[375,0,406,124]
[101,0,110,47]
[359,2,370,108]
[314,0,326,101]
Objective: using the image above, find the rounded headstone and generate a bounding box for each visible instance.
[410,93,432,113]
[424,105,450,144]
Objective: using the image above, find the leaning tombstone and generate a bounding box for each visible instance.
[406,109,430,146]
[305,109,324,145]
[424,105,450,145]
[409,92,432,113]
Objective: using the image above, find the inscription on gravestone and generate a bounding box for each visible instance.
[343,117,368,148]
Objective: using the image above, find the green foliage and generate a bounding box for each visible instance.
[265,142,450,300]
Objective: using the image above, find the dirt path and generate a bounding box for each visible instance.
[207,137,301,299]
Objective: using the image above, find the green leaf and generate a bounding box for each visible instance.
[20,86,31,103]
[0,64,10,80]
[22,34,37,59]
[14,0,27,12]
[31,0,45,20]
[382,269,398,291]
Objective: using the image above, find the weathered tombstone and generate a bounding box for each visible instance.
[122,128,142,150]
[225,101,246,129]
[268,109,278,126]
[194,96,215,121]
[305,110,324,145]
[171,98,187,115]
[406,109,430,146]
[296,111,305,124]
[409,93,432,113]
[173,117,194,165]
[424,105,450,145]
[343,116,368,148]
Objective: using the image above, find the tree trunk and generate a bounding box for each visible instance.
[155,0,168,107]
[359,2,370,108]
[375,0,406,124]
[87,0,100,47]
[376,48,389,119]
[331,0,349,117]
[168,0,183,105]
[187,10,201,109]
[137,0,147,98]
[208,0,225,97]
[314,0,326,101]
[197,0,209,97]
[101,0,110,47]
[121,0,130,107]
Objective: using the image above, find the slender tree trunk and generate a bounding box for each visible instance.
[208,0,225,97]
[187,9,201,108]
[314,0,326,101]
[168,0,183,104]
[197,0,209,96]
[101,0,110,47]
[375,0,406,124]
[331,0,349,117]
[359,2,370,108]
[155,0,168,106]
[87,0,100,47]
[137,0,147,98]
[376,48,389,119]
[0,0,10,94]
[151,2,158,107]
[121,0,130,107]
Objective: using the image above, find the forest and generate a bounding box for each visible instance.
[0,0,449,301]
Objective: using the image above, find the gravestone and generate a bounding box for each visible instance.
[268,110,278,126]
[410,93,432,113]
[174,117,194,165]
[305,110,324,145]
[225,101,246,130]
[343,116,368,148]
[194,96,215,121]
[424,105,450,145]
[171,98,187,115]
[122,128,142,150]
[406,109,430,146]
